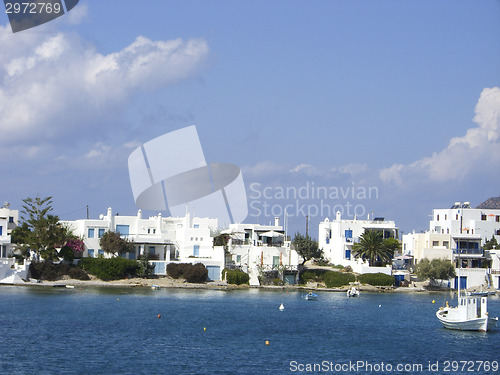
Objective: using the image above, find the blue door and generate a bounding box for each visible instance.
[206,266,220,281]
[454,276,467,290]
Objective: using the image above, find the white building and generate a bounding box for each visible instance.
[0,204,18,258]
[402,201,500,290]
[61,208,225,281]
[429,201,500,243]
[224,217,300,286]
[318,211,398,275]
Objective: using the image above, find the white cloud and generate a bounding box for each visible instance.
[0,27,209,146]
[380,87,500,184]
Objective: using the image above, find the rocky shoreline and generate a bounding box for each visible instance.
[1,275,444,293]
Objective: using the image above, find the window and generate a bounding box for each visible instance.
[129,251,136,260]
[236,255,241,262]
[272,256,280,268]
[443,241,449,248]
[345,249,351,260]
[98,249,104,256]
[481,214,487,221]
[98,228,105,238]
[496,216,500,222]
[193,245,200,256]
[436,215,440,221]
[149,246,155,255]
[200,237,203,241]
[88,249,95,258]
[345,230,353,238]
[88,228,94,238]
[8,216,14,223]
[0,226,2,236]
[194,224,199,229]
[116,225,129,236]
[432,241,439,247]
[444,215,447,220]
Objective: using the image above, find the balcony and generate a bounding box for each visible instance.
[453,249,483,256]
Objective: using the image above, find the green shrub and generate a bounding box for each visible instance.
[323,271,355,287]
[223,268,249,285]
[357,272,394,286]
[183,263,208,283]
[79,257,138,281]
[29,261,90,281]
[299,269,328,284]
[136,255,156,279]
[167,263,208,283]
[67,267,90,280]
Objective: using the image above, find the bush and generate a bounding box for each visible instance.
[299,269,328,284]
[79,257,138,281]
[223,268,249,285]
[323,271,355,288]
[136,255,156,279]
[167,263,208,283]
[183,263,208,283]
[357,272,394,286]
[29,260,90,281]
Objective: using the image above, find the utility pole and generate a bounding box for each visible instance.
[305,215,309,239]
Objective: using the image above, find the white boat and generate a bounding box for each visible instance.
[436,264,498,331]
[436,295,498,331]
[151,285,160,290]
[347,286,360,297]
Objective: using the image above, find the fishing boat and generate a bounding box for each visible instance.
[436,264,498,331]
[346,286,360,297]
[303,292,318,300]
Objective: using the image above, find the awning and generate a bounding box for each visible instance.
[260,230,284,238]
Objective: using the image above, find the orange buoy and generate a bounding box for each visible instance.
[265,340,270,345]
[157,314,161,319]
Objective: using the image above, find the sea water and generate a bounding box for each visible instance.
[0,286,499,375]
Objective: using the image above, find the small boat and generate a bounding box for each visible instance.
[347,286,359,297]
[279,303,285,311]
[436,264,498,331]
[65,285,75,289]
[151,285,160,290]
[303,292,318,300]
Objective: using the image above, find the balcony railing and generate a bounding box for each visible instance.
[453,249,483,255]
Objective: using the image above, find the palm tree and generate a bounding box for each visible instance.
[352,230,393,266]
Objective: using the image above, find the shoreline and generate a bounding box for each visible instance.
[0,276,445,294]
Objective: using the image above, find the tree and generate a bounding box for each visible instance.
[483,235,498,250]
[99,231,134,256]
[383,237,401,256]
[16,197,67,260]
[415,258,456,287]
[352,230,393,266]
[292,232,323,265]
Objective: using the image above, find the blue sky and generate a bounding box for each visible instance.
[1,0,500,238]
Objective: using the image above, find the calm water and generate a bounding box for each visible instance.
[0,286,499,375]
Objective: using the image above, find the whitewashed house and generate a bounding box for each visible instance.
[61,208,225,281]
[0,204,18,258]
[224,217,300,286]
[402,201,500,290]
[318,211,398,275]
[0,203,29,284]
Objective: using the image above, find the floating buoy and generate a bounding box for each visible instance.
[432,300,435,304]
[204,327,206,331]
[378,304,381,308]
[157,314,161,319]
[279,303,284,311]
[265,340,270,345]
[117,298,119,301]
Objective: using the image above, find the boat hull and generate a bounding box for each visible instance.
[436,310,494,332]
